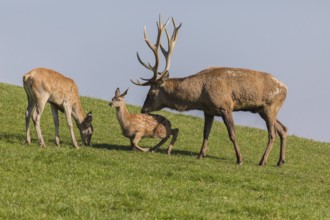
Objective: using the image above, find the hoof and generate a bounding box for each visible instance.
[197,152,206,159]
[237,161,243,166]
[277,160,285,166]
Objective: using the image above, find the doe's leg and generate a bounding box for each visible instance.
[50,104,61,146]
[63,104,79,149]
[32,98,47,147]
[25,98,36,145]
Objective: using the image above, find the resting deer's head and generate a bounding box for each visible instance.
[109,88,128,108]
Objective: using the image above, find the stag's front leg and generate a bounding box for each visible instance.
[50,104,60,146]
[198,113,214,159]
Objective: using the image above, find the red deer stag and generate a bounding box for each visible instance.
[131,16,288,166]
[23,68,93,148]
[109,88,179,154]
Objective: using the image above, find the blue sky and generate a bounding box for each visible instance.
[1,1,329,142]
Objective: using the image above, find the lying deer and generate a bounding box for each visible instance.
[23,68,93,148]
[131,16,288,166]
[109,88,179,154]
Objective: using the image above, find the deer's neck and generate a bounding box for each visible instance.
[115,104,130,130]
[72,102,86,129]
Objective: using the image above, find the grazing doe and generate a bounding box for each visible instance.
[109,88,179,154]
[23,68,93,148]
[131,16,288,166]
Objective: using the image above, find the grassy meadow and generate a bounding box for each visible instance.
[0,82,329,219]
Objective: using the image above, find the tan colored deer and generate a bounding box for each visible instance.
[109,88,179,154]
[23,68,93,148]
[131,16,288,166]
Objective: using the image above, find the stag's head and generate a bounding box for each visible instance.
[131,16,181,113]
[80,111,93,146]
[109,88,128,108]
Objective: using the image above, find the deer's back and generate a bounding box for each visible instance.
[175,67,287,112]
[23,68,80,107]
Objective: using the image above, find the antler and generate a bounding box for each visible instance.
[160,17,182,76]
[131,15,182,86]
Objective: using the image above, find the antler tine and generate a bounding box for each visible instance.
[160,17,182,75]
[140,77,151,81]
[136,52,153,71]
[130,79,151,86]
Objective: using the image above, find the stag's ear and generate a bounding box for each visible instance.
[115,88,121,97]
[85,111,93,126]
[121,88,129,97]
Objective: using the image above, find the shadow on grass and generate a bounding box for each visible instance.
[91,143,132,151]
[171,149,226,161]
[0,132,26,144]
[91,143,226,161]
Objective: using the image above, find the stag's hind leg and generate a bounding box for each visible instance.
[276,120,287,166]
[222,110,243,165]
[258,109,277,166]
[165,128,179,155]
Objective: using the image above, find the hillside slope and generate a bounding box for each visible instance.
[0,82,329,219]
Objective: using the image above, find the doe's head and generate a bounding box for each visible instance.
[80,111,93,146]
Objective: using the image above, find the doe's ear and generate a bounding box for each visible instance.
[115,88,121,97]
[85,111,93,125]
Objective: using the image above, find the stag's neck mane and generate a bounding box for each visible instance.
[162,76,204,112]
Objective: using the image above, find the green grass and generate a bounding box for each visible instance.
[0,82,329,219]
